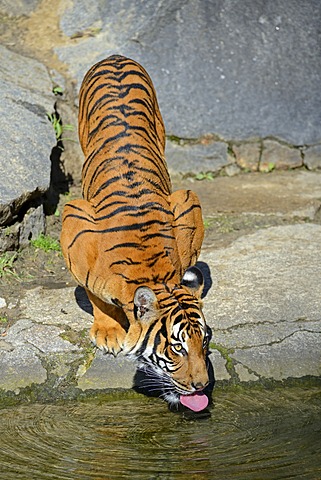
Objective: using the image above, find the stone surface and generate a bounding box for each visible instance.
[1,217,320,397]
[165,140,228,176]
[19,204,46,247]
[0,0,41,17]
[0,344,47,391]
[0,45,55,233]
[56,0,321,145]
[77,351,136,391]
[184,170,321,222]
[20,286,92,330]
[0,1,320,403]
[260,140,302,172]
[201,224,321,381]
[224,163,241,177]
[304,144,321,170]
[233,142,261,171]
[0,170,319,400]
[233,331,321,381]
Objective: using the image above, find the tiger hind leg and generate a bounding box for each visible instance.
[169,189,204,273]
[60,198,98,286]
[86,289,129,356]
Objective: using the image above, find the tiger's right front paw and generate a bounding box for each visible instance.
[89,320,126,356]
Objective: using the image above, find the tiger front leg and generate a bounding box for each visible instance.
[169,189,204,273]
[86,289,129,355]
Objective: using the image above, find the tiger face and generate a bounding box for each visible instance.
[125,266,211,411]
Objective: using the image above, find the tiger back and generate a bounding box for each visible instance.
[60,55,210,411]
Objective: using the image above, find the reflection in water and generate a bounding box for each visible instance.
[0,387,320,479]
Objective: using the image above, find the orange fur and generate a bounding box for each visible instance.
[60,55,208,400]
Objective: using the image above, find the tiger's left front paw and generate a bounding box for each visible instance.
[90,320,126,356]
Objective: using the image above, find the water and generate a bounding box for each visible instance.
[0,387,320,479]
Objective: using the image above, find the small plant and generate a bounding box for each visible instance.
[203,217,213,229]
[260,161,276,173]
[0,252,18,278]
[52,85,64,96]
[195,172,215,181]
[31,234,61,253]
[267,162,276,172]
[47,112,74,142]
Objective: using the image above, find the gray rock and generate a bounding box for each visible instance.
[0,45,56,232]
[233,142,261,171]
[0,340,14,352]
[20,286,92,330]
[0,344,47,391]
[0,203,46,253]
[0,223,20,252]
[165,140,228,176]
[77,350,136,391]
[0,0,41,17]
[1,172,321,397]
[233,331,321,381]
[188,170,321,221]
[22,324,81,354]
[5,319,80,354]
[19,204,46,247]
[201,224,321,381]
[210,350,230,381]
[260,140,302,172]
[304,144,321,170]
[56,0,321,145]
[224,163,241,177]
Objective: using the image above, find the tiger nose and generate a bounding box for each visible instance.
[192,381,208,391]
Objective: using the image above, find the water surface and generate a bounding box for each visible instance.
[0,387,320,479]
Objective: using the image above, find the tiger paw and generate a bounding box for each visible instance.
[89,320,126,356]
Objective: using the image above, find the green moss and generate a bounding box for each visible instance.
[31,234,61,253]
[210,342,235,374]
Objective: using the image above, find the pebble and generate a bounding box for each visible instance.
[0,297,7,309]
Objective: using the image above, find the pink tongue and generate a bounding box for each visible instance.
[180,392,208,412]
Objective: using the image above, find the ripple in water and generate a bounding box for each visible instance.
[0,387,320,479]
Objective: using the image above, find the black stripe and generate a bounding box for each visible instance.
[85,269,90,288]
[162,269,177,284]
[105,242,145,252]
[96,199,127,213]
[95,190,130,210]
[141,232,175,241]
[175,203,202,221]
[110,258,141,267]
[131,321,156,355]
[88,83,152,119]
[91,174,122,198]
[63,213,96,224]
[69,219,172,248]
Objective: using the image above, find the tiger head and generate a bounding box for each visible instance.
[125,266,211,411]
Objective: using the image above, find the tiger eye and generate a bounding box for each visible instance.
[172,344,182,352]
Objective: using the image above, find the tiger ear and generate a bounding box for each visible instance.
[181,266,204,298]
[134,287,159,322]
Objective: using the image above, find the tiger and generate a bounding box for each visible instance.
[60,55,210,412]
